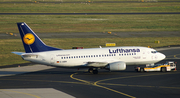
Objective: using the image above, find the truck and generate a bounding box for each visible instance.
[135,61,177,72]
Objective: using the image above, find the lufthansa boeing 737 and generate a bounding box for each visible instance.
[12,22,166,74]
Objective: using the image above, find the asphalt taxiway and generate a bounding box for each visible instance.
[0,48,180,98]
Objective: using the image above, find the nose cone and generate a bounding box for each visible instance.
[159,53,166,60]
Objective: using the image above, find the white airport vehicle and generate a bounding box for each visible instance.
[135,61,177,72]
[12,22,166,74]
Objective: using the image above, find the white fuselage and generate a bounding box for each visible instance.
[22,46,166,68]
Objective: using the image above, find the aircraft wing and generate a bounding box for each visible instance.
[86,59,120,67]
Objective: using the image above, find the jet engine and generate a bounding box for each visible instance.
[105,61,126,71]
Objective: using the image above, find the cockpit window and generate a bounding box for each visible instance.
[151,51,157,53]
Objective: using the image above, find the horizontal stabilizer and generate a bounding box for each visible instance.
[11,52,25,55]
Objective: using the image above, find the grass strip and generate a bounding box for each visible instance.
[0,15,180,33]
[1,0,180,2]
[0,2,179,13]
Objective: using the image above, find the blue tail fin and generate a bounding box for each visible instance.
[17,22,62,53]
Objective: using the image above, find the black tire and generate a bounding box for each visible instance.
[135,69,138,72]
[161,67,166,72]
[93,70,98,74]
[88,68,93,73]
[140,68,144,72]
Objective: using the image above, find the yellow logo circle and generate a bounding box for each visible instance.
[23,33,35,45]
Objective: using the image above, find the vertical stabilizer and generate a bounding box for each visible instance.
[17,22,62,53]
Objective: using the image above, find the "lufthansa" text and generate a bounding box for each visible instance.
[109,48,140,53]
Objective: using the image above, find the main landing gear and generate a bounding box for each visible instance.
[88,68,98,74]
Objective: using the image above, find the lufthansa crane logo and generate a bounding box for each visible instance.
[23,33,35,45]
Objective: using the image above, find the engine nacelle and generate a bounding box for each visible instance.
[106,61,126,71]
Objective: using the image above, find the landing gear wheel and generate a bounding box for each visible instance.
[161,67,166,72]
[140,68,144,72]
[93,70,98,74]
[88,68,93,73]
[88,68,98,74]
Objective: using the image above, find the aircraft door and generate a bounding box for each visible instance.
[142,50,147,60]
[50,54,55,64]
